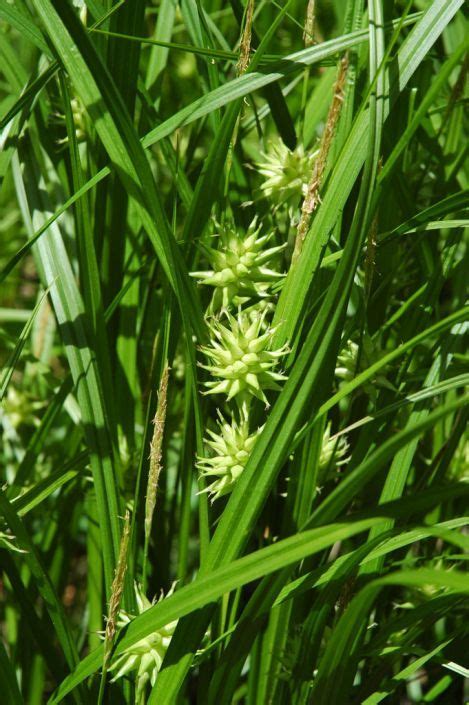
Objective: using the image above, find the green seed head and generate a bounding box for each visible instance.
[335,336,391,398]
[200,310,288,407]
[3,387,43,429]
[197,411,263,500]
[191,219,285,312]
[110,584,177,701]
[257,140,315,205]
[335,339,361,383]
[319,422,349,473]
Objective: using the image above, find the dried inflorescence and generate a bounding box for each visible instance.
[236,0,255,75]
[103,511,131,669]
[145,366,169,542]
[293,54,348,262]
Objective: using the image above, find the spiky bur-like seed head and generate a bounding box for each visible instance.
[335,335,382,383]
[335,339,361,383]
[197,411,264,501]
[110,583,178,701]
[200,310,288,407]
[55,96,87,145]
[319,423,349,474]
[191,219,285,313]
[257,140,315,205]
[2,387,44,429]
[335,336,391,398]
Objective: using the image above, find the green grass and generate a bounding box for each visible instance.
[0,1,468,704]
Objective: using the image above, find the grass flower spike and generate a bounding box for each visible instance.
[197,411,263,500]
[257,139,315,205]
[200,310,288,406]
[145,366,169,544]
[110,584,178,701]
[191,220,285,312]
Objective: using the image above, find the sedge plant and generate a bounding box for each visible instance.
[0,1,468,704]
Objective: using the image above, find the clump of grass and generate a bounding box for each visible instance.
[0,2,467,704]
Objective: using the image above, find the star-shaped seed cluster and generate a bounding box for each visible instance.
[110,584,177,701]
[191,220,285,312]
[257,140,315,205]
[319,422,349,474]
[197,411,264,500]
[200,311,288,407]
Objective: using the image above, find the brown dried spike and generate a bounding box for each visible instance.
[237,0,255,76]
[292,54,349,263]
[144,365,170,542]
[104,510,131,667]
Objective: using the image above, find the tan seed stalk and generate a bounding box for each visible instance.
[237,0,255,76]
[303,0,315,47]
[103,510,131,668]
[226,0,255,196]
[145,365,169,543]
[293,55,349,263]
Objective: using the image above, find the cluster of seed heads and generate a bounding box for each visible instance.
[104,129,352,695]
[194,217,288,500]
[193,121,352,500]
